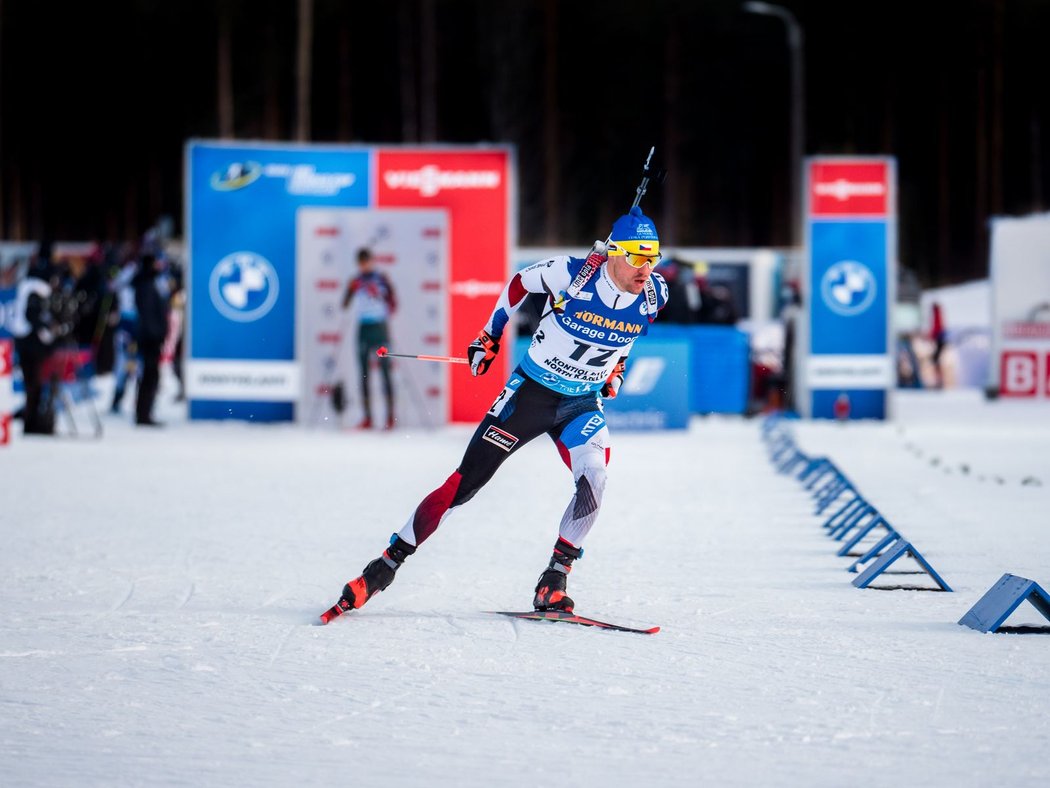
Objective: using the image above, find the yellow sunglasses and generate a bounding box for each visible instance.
[608,243,662,269]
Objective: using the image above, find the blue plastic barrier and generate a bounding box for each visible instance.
[829,503,878,541]
[847,532,900,573]
[761,413,952,593]
[852,539,952,591]
[958,574,1050,633]
[837,514,895,557]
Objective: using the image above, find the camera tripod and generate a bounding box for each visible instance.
[42,336,103,439]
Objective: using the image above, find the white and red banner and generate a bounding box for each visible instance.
[988,213,1050,399]
[296,208,448,428]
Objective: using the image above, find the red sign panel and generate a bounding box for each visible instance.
[1000,351,1039,397]
[0,340,11,446]
[0,339,12,377]
[809,161,890,217]
[376,150,510,422]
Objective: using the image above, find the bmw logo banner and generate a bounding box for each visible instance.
[800,157,896,420]
[185,141,514,424]
[186,142,370,421]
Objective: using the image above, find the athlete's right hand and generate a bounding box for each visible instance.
[467,330,500,377]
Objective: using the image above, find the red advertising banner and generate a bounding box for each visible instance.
[0,339,11,446]
[1000,351,1039,397]
[0,338,12,377]
[809,161,890,217]
[376,149,511,422]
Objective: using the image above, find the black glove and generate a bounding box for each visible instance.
[601,358,627,398]
[467,330,500,377]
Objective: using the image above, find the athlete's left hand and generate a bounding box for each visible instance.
[601,358,627,398]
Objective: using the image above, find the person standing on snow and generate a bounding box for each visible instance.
[324,206,668,620]
[132,253,171,426]
[341,247,397,429]
[11,253,58,434]
[929,301,948,389]
[109,257,139,414]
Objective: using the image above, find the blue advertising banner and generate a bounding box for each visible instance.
[648,324,750,415]
[0,287,22,396]
[810,221,888,356]
[802,157,896,420]
[601,339,691,430]
[0,287,15,339]
[187,142,370,420]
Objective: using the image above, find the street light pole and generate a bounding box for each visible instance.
[744,2,805,248]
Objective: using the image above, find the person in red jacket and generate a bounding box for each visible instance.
[929,302,947,389]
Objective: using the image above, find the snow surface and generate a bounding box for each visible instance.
[2,376,1049,787]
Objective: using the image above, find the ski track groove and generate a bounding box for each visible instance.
[177,582,195,610]
[111,579,136,612]
[267,625,296,669]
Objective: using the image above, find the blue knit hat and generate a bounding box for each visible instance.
[609,206,659,255]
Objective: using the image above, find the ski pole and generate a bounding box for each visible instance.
[376,346,468,365]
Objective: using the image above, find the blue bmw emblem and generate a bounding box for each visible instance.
[209,251,280,323]
[820,260,877,317]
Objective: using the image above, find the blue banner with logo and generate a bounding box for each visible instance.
[647,324,750,415]
[187,142,370,419]
[0,286,22,395]
[810,222,887,355]
[803,157,895,420]
[0,287,15,339]
[807,221,890,418]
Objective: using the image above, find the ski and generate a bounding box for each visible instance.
[321,603,660,634]
[489,610,660,635]
[318,598,353,625]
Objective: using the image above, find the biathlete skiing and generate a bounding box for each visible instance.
[321,185,668,625]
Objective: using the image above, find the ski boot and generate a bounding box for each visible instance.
[320,535,415,623]
[533,537,583,612]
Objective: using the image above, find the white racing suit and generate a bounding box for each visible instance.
[397,255,668,549]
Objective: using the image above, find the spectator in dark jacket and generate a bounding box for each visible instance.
[12,253,57,434]
[133,254,170,426]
